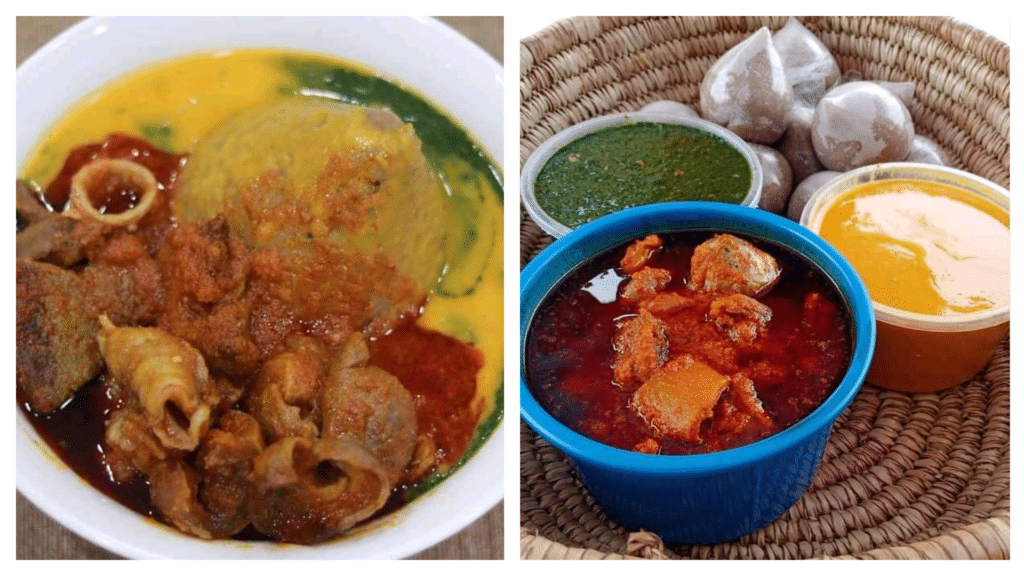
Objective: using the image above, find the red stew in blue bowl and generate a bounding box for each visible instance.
[525,230,852,456]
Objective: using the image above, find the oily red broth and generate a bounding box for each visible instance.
[525,230,852,455]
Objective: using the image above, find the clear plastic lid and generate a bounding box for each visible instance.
[801,162,1010,333]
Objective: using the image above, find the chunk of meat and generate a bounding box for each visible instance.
[706,375,776,448]
[148,459,218,539]
[640,292,695,316]
[612,309,669,389]
[157,216,261,377]
[708,293,773,344]
[97,316,220,451]
[620,266,672,302]
[16,260,102,412]
[103,406,177,482]
[690,234,781,297]
[198,410,265,471]
[249,436,391,544]
[321,333,417,484]
[194,410,266,538]
[16,179,52,227]
[16,215,87,267]
[739,359,791,389]
[620,234,663,273]
[630,355,731,444]
[148,428,261,542]
[80,258,164,327]
[247,335,329,442]
[159,215,249,304]
[730,374,774,429]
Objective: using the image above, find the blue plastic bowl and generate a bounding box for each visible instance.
[520,202,875,544]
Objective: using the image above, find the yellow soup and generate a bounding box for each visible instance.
[817,179,1009,316]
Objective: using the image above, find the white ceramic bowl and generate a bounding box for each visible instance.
[16,16,504,560]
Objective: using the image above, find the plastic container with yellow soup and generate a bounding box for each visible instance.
[801,163,1009,393]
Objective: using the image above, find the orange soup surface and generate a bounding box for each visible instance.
[816,179,1009,317]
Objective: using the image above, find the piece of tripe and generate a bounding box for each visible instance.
[630,355,730,444]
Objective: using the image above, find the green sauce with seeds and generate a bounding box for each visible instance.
[534,122,752,227]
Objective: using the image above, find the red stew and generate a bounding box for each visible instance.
[19,134,484,541]
[524,231,852,455]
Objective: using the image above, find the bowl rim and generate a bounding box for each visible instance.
[16,14,504,559]
[799,161,1010,333]
[17,15,504,172]
[519,111,764,238]
[520,201,875,476]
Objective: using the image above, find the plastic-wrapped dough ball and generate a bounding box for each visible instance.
[699,27,794,144]
[811,81,915,171]
[787,170,842,221]
[750,144,794,215]
[639,100,699,119]
[776,104,824,184]
[772,17,841,106]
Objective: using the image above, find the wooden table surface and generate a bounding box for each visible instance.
[15,15,505,561]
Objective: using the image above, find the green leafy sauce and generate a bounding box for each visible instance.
[535,122,752,227]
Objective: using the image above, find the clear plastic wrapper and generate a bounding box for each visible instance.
[700,27,793,144]
[773,18,841,106]
[811,81,915,171]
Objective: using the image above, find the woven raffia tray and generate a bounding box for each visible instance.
[519,16,1009,560]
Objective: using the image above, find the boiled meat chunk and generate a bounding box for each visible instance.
[691,233,781,297]
[630,355,730,444]
[709,293,773,344]
[612,309,669,389]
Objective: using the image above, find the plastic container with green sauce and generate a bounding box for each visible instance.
[521,112,763,237]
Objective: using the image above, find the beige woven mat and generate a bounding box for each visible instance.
[519,16,1009,560]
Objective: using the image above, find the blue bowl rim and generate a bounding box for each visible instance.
[520,201,876,476]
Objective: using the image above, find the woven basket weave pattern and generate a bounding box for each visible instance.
[519,16,1009,560]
